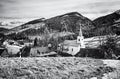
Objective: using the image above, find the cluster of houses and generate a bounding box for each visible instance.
[0,25,87,57]
[0,25,119,58]
[0,39,58,57]
[0,39,30,57]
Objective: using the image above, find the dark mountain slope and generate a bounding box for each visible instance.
[93,10,120,35]
[7,12,95,40]
[93,13,120,27]
[0,27,9,33]
[45,12,95,35]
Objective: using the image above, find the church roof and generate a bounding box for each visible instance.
[62,40,80,47]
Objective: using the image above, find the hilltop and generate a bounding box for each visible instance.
[6,12,95,40]
[3,10,120,39]
[4,10,120,41]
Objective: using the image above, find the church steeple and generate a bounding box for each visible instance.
[79,24,83,37]
[77,24,85,48]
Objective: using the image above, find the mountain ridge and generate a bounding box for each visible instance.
[6,12,95,39]
[93,10,120,36]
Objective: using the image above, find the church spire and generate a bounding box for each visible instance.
[77,23,85,48]
[79,24,83,37]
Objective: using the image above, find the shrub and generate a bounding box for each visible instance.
[34,38,38,46]
[99,35,118,59]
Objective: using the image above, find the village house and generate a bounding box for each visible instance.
[30,46,57,57]
[30,47,49,56]
[1,39,31,57]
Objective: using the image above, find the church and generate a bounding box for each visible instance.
[58,26,85,56]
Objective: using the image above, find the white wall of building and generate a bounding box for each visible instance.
[63,45,80,55]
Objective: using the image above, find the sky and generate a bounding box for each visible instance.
[0,0,120,20]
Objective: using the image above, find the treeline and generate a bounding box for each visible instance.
[33,34,77,50]
[7,33,29,40]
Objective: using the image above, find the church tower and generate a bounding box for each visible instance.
[77,24,85,48]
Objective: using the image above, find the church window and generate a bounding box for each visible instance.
[72,48,73,51]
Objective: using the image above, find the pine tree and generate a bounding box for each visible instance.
[34,38,38,46]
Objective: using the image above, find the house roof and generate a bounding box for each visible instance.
[30,47,49,53]
[62,40,80,47]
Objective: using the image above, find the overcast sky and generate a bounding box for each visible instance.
[0,0,120,20]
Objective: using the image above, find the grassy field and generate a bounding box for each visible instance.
[0,57,119,79]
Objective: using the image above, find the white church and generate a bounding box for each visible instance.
[58,25,85,56]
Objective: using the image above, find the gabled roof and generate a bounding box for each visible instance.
[30,47,49,53]
[62,40,80,47]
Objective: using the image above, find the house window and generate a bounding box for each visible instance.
[37,50,40,54]
[72,48,73,51]
[64,48,69,51]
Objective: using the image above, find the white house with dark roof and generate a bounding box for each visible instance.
[59,25,85,55]
[60,40,81,55]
